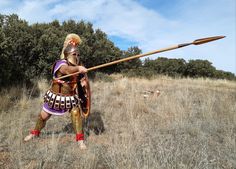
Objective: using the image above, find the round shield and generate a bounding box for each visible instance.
[77,73,91,118]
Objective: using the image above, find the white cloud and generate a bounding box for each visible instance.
[16,0,62,23]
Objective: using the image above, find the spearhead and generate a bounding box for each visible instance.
[193,36,225,45]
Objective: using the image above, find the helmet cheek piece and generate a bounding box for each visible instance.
[67,53,79,66]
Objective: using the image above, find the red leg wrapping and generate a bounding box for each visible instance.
[76,133,84,141]
[30,130,40,136]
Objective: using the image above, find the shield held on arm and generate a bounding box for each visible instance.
[77,73,91,118]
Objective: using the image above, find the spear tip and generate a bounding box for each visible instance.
[193,36,226,45]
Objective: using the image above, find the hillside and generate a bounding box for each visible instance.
[0,75,236,169]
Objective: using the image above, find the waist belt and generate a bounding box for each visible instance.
[44,90,79,110]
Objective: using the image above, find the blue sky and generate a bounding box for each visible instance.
[0,0,235,74]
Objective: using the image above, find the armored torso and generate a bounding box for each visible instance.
[43,59,79,111]
[51,71,77,95]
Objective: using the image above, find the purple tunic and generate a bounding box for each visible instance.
[43,60,69,116]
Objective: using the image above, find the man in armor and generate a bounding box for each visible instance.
[24,34,88,150]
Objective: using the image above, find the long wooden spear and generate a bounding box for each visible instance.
[55,36,225,80]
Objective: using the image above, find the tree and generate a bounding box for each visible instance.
[143,57,186,77]
[0,14,33,85]
[214,70,236,80]
[0,14,126,86]
[185,60,216,78]
[119,47,142,72]
[0,13,235,87]
[80,28,122,73]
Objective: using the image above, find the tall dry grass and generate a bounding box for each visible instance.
[0,75,235,169]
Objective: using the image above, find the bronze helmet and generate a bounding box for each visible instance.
[63,44,79,65]
[60,33,82,59]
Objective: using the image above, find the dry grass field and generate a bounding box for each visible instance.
[0,75,235,169]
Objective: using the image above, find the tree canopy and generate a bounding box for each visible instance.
[0,14,235,87]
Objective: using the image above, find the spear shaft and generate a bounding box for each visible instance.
[55,36,225,80]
